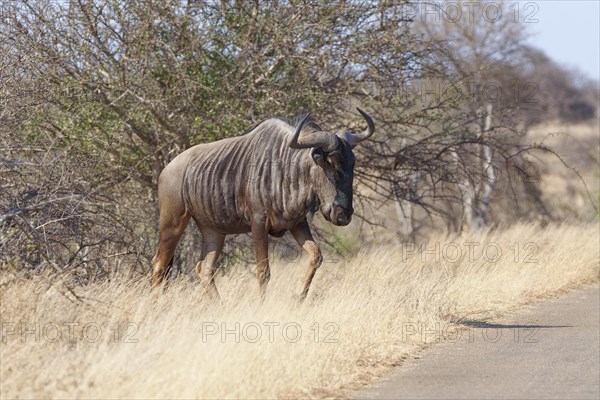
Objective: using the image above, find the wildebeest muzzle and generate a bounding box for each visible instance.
[330,203,353,226]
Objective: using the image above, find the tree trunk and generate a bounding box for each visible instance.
[476,103,495,227]
[453,103,495,233]
[393,171,419,243]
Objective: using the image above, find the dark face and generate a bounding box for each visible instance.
[312,138,356,226]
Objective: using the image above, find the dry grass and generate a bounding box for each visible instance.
[1,223,599,399]
[527,120,600,219]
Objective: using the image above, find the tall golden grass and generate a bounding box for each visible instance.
[1,223,598,399]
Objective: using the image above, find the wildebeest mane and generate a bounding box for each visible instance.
[239,114,323,137]
[276,114,323,134]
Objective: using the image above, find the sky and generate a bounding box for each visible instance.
[521,0,600,80]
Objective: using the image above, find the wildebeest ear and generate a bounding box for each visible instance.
[311,148,326,167]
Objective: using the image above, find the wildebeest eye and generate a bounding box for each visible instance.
[326,154,343,169]
[311,148,326,167]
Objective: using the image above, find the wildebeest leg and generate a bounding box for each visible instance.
[251,216,270,300]
[290,219,322,301]
[195,228,225,299]
[152,209,191,287]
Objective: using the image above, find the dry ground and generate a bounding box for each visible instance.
[359,284,600,399]
[1,223,598,399]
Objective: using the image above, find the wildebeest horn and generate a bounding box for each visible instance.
[289,113,339,152]
[343,108,375,148]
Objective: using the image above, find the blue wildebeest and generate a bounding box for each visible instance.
[152,109,375,299]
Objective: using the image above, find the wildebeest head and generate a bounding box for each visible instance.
[290,108,375,226]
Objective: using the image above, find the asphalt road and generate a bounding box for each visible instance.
[357,284,600,400]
